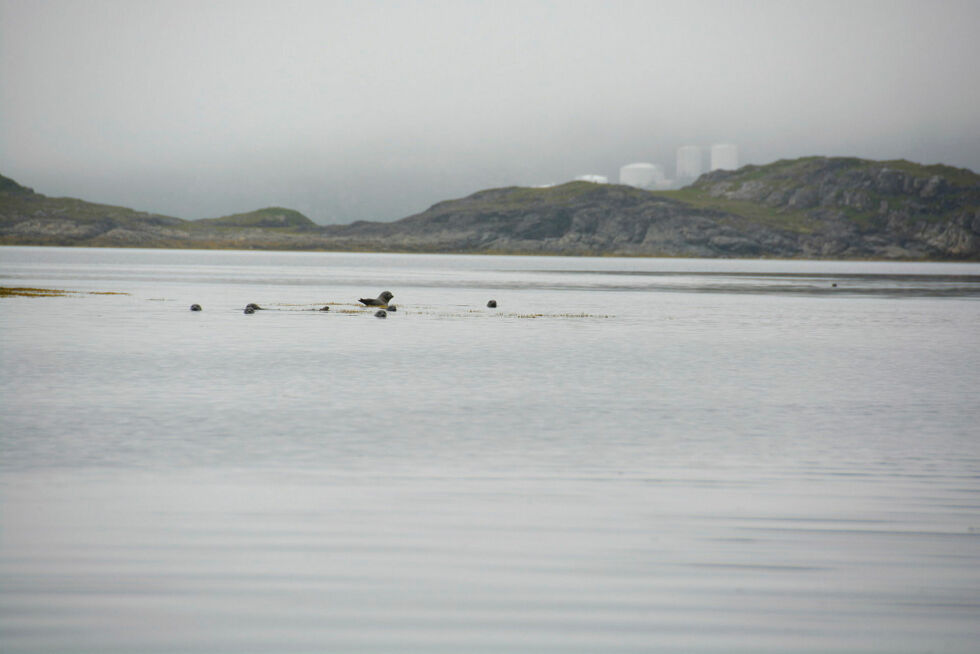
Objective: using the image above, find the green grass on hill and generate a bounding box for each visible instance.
[194,207,315,229]
[462,181,653,211]
[879,159,979,186]
[654,188,818,234]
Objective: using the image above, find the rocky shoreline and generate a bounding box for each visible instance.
[2,156,978,259]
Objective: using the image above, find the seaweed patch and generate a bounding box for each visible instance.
[1,286,131,298]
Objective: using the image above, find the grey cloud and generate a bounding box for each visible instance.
[2,0,978,224]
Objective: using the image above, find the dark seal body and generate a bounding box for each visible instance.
[487,300,497,308]
[190,304,202,311]
[374,310,387,318]
[359,291,394,307]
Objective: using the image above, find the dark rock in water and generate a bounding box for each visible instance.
[244,306,255,314]
[190,304,202,311]
[360,291,394,306]
[832,283,838,288]
[386,304,397,312]
[374,309,387,318]
[487,299,497,308]
[318,305,330,311]
[245,303,262,311]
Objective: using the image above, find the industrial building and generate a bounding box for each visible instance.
[676,146,704,181]
[575,142,739,192]
[710,144,738,171]
[619,163,665,189]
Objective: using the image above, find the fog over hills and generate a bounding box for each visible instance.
[1,1,978,224]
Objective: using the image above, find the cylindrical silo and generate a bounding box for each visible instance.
[676,146,703,181]
[710,144,738,171]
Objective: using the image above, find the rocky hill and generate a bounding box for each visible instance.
[194,207,317,230]
[328,157,978,259]
[673,157,980,258]
[2,157,978,259]
[0,175,319,249]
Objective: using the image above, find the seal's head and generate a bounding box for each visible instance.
[374,309,387,319]
[190,304,202,311]
[244,306,255,314]
[245,303,262,311]
[386,304,397,312]
[487,299,497,308]
[379,291,394,304]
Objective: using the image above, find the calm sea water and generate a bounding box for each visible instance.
[1,246,979,653]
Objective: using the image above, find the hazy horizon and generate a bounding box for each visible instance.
[2,0,978,224]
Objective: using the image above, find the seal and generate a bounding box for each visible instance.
[487,300,497,308]
[359,291,393,307]
[374,309,387,318]
[190,304,202,311]
[318,305,330,312]
[244,306,255,314]
[386,304,397,312]
[245,303,263,311]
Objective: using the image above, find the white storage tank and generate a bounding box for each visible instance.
[619,163,664,189]
[710,144,738,171]
[676,145,703,181]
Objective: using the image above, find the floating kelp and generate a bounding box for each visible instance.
[0,287,129,298]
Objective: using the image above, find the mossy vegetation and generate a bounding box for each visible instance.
[458,181,653,212]
[655,188,818,233]
[718,156,859,184]
[194,207,316,229]
[0,174,32,193]
[880,159,978,187]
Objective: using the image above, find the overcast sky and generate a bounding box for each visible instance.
[2,0,978,224]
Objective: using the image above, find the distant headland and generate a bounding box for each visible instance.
[2,156,978,260]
